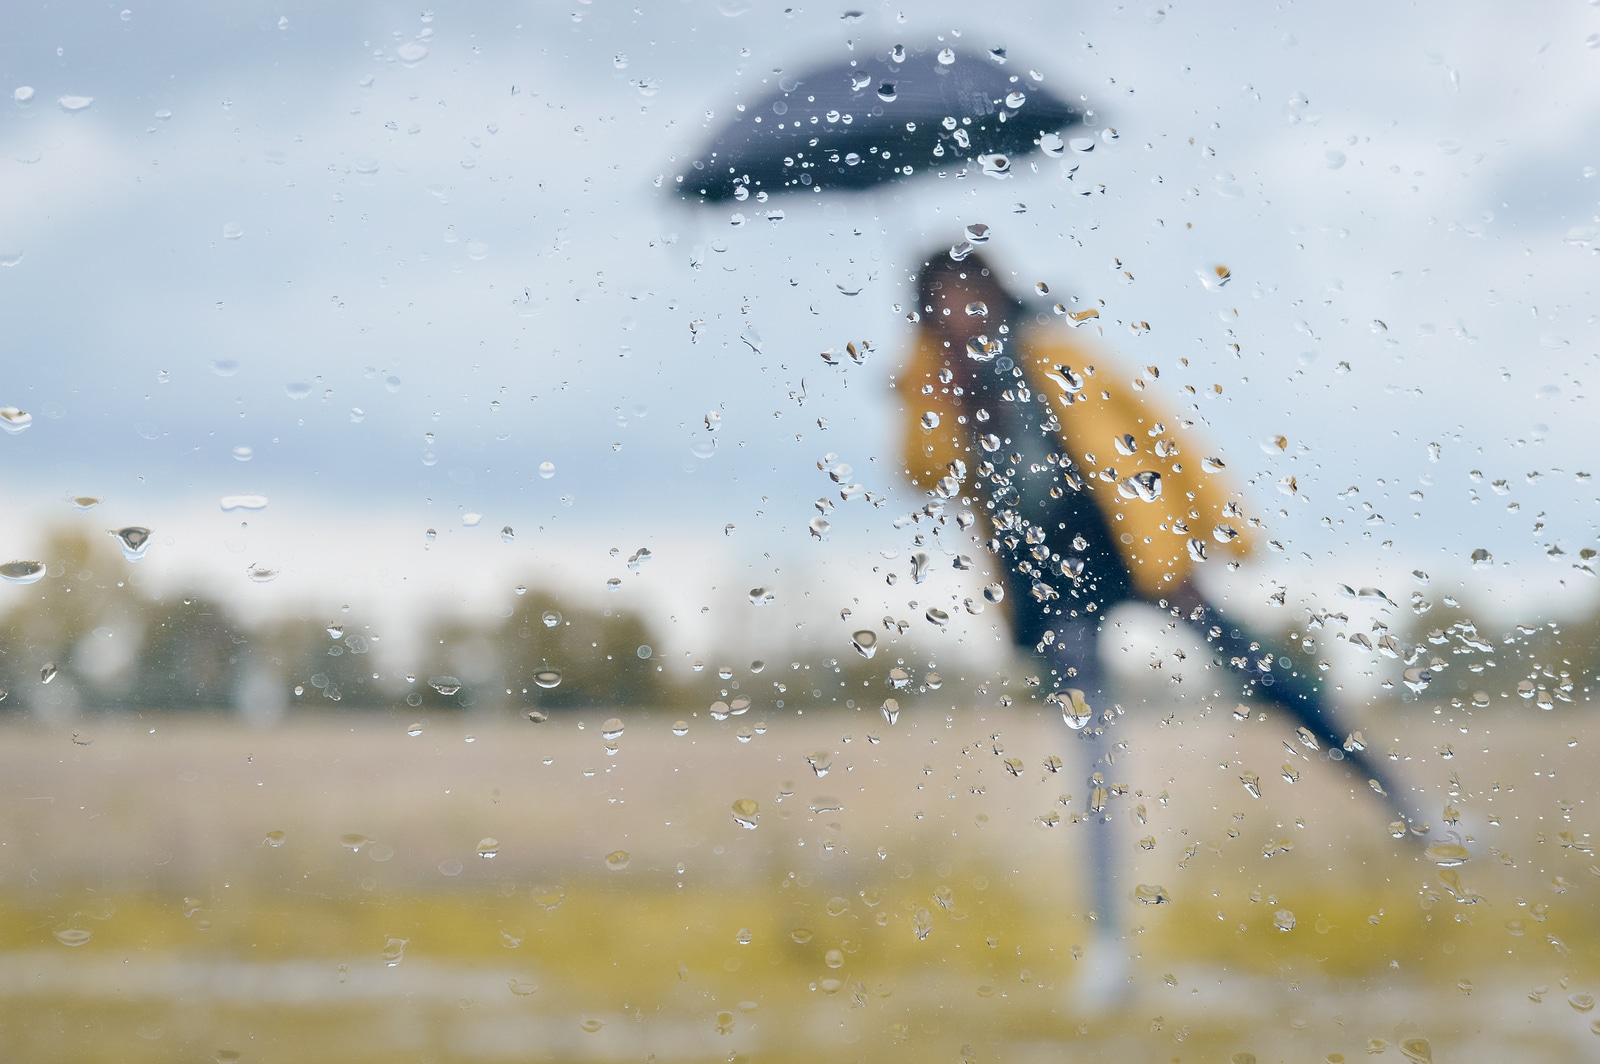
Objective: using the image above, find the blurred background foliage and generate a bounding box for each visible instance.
[0,527,968,720]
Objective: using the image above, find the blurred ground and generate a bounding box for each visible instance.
[2,700,1597,1063]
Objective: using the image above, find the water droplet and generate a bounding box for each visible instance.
[580,1019,605,1033]
[396,41,428,65]
[0,561,45,585]
[1132,883,1171,905]
[428,675,462,696]
[806,751,832,777]
[40,662,58,684]
[1058,689,1092,730]
[881,698,900,724]
[604,849,631,871]
[809,515,831,539]
[437,860,462,877]
[0,407,32,434]
[1570,992,1596,1012]
[339,833,371,852]
[1470,548,1494,569]
[500,525,515,543]
[749,586,775,605]
[477,837,501,859]
[541,610,562,627]
[1424,840,1470,866]
[850,630,878,658]
[246,565,279,583]
[264,830,286,848]
[1273,909,1296,931]
[538,461,556,479]
[1118,471,1163,503]
[982,583,1005,603]
[671,720,689,736]
[937,47,955,64]
[979,153,1011,178]
[110,526,152,561]
[601,717,624,742]
[732,797,760,828]
[534,669,562,689]
[1397,1036,1433,1064]
[406,722,424,737]
[13,86,35,104]
[381,937,408,965]
[219,494,268,512]
[53,928,91,947]
[57,95,94,113]
[791,928,814,944]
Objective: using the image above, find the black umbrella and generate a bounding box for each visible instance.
[675,43,1084,202]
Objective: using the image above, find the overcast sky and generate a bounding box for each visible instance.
[2,0,1598,670]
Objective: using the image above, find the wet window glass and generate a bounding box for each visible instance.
[4,4,1598,1061]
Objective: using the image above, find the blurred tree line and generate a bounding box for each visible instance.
[0,529,686,719]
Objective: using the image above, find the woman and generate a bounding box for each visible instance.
[896,250,1417,985]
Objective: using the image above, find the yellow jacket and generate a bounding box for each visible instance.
[897,321,1251,599]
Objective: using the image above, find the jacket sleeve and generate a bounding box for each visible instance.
[1020,332,1254,599]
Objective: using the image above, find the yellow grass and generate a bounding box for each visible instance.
[1,701,1596,1062]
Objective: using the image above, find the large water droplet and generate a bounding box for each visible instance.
[111,526,152,561]
[850,630,877,658]
[0,407,32,434]
[428,675,462,696]
[219,494,268,512]
[1117,471,1163,503]
[0,561,45,585]
[1424,840,1470,866]
[1132,883,1171,905]
[604,849,630,870]
[732,797,760,828]
[534,668,562,689]
[53,928,92,947]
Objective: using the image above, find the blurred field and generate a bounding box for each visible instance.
[2,698,1598,1063]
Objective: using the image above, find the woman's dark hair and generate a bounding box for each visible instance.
[915,249,1028,323]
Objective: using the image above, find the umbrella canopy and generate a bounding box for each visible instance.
[675,43,1084,202]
